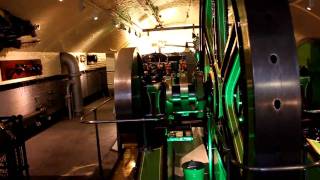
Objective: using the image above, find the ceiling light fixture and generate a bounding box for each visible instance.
[93,16,99,21]
[119,23,127,30]
[35,24,40,31]
[58,0,63,2]
[306,0,313,11]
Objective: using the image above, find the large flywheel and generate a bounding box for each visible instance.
[114,47,144,119]
[202,0,303,179]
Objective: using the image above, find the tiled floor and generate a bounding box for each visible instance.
[26,98,117,178]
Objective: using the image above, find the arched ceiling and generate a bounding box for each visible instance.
[0,0,319,52]
[0,0,199,53]
[290,0,320,44]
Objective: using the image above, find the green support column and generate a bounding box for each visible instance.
[224,53,243,163]
[207,113,213,180]
[167,141,174,180]
[216,0,227,60]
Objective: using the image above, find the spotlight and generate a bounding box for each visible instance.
[119,23,126,30]
[93,16,99,21]
[306,0,313,11]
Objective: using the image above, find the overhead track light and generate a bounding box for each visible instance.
[306,0,313,11]
[119,23,126,30]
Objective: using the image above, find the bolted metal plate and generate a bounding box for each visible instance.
[234,0,303,178]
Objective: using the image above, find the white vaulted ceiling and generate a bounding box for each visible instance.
[290,0,320,44]
[0,0,319,52]
[0,0,199,52]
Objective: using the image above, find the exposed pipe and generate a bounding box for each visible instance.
[65,80,74,120]
[23,107,46,121]
[143,25,199,32]
[60,52,83,116]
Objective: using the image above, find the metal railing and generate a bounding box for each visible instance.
[231,159,320,172]
[80,97,164,124]
[80,97,163,179]
[80,97,112,179]
[0,115,29,179]
[220,147,320,180]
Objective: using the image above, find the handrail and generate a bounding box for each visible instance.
[221,147,320,172]
[80,97,113,123]
[80,97,164,124]
[79,97,164,179]
[304,109,320,114]
[0,116,16,120]
[81,118,163,124]
[79,96,113,179]
[217,146,320,175]
[1,109,45,122]
[231,159,320,172]
[23,108,46,120]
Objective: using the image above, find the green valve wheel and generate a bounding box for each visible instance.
[182,161,205,180]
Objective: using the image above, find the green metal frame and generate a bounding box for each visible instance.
[223,52,243,163]
[201,0,244,179]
